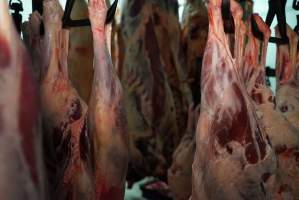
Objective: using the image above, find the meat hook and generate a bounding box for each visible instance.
[62,0,118,28]
[292,0,299,10]
[266,0,289,45]
[9,0,23,34]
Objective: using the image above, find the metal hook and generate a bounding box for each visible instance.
[266,66,276,77]
[62,0,118,28]
[293,0,299,10]
[265,0,289,45]
[9,0,23,34]
[9,0,23,12]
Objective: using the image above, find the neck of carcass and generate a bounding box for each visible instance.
[208,2,228,47]
[43,24,69,81]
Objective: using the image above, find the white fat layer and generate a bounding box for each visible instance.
[0,1,12,40]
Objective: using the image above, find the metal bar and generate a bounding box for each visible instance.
[269,36,289,44]
[266,67,276,77]
[293,0,299,10]
[62,0,118,28]
[266,0,289,45]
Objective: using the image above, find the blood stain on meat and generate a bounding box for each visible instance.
[0,36,11,68]
[19,52,39,184]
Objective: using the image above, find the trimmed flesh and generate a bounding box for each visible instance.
[40,0,93,199]
[191,0,277,199]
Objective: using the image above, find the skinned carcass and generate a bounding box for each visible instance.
[168,104,200,200]
[274,25,299,198]
[241,14,299,199]
[242,14,269,92]
[88,0,129,198]
[22,11,44,82]
[181,0,209,104]
[152,0,193,138]
[0,1,45,199]
[120,0,180,182]
[191,0,277,199]
[275,26,299,132]
[40,0,94,199]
